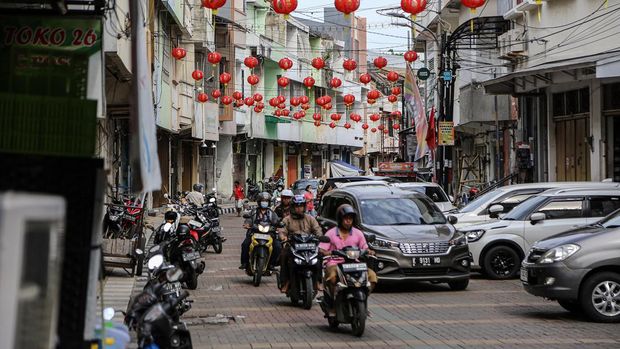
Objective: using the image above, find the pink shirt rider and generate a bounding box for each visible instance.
[319,226,369,267]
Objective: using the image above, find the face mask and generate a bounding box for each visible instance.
[260,201,269,209]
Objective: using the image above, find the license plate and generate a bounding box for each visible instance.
[295,243,316,250]
[253,233,270,240]
[342,263,367,272]
[124,215,137,222]
[412,257,441,267]
[182,252,200,261]
[520,267,529,283]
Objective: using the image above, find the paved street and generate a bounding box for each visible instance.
[182,214,620,349]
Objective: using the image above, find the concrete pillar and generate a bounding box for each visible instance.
[546,89,556,182]
[216,136,234,199]
[590,79,603,181]
[265,142,274,179]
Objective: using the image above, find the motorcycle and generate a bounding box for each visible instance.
[278,233,322,309]
[246,178,260,202]
[243,215,281,287]
[189,205,225,254]
[144,245,192,318]
[103,203,125,238]
[161,224,205,290]
[319,241,375,337]
[125,265,193,349]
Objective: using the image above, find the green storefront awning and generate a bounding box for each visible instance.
[265,115,292,124]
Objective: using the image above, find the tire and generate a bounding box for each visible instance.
[328,317,339,330]
[186,269,198,290]
[213,240,223,254]
[448,279,469,291]
[482,245,521,280]
[558,300,583,314]
[579,272,620,323]
[350,300,367,337]
[253,256,265,287]
[302,276,314,310]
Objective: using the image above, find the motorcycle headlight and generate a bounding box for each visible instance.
[258,225,270,233]
[371,238,399,249]
[294,258,303,265]
[346,250,360,260]
[449,232,468,246]
[463,229,485,243]
[538,244,580,264]
[209,197,216,203]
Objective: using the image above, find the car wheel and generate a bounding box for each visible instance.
[579,272,620,323]
[557,300,583,314]
[482,245,521,280]
[448,279,469,291]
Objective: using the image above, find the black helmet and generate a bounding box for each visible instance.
[193,183,204,192]
[176,224,191,237]
[257,192,271,209]
[290,195,307,219]
[164,210,178,222]
[336,204,357,229]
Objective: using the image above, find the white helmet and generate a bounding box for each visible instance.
[281,189,294,198]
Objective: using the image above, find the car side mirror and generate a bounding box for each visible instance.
[318,235,331,243]
[488,204,504,219]
[530,212,546,224]
[447,215,458,225]
[365,234,376,244]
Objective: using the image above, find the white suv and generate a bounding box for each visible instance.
[392,182,456,213]
[460,188,620,279]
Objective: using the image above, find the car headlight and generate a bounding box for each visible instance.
[371,238,399,249]
[463,229,485,243]
[538,244,580,264]
[449,232,468,246]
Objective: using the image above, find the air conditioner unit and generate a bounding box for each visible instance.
[498,28,527,60]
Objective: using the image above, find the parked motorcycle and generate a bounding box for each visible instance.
[243,215,280,286]
[103,202,125,238]
[319,243,374,337]
[144,245,192,318]
[278,233,323,309]
[246,178,261,202]
[188,206,225,254]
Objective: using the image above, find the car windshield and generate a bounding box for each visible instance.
[501,195,546,221]
[400,186,449,202]
[360,198,446,225]
[294,180,318,191]
[596,209,620,228]
[459,189,504,213]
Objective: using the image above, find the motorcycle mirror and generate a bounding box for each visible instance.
[163,193,169,199]
[147,254,164,271]
[134,249,144,256]
[103,307,116,321]
[318,235,331,243]
[166,268,184,282]
[163,222,173,232]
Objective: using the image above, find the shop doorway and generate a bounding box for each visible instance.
[287,155,298,186]
[605,114,620,182]
[555,116,590,181]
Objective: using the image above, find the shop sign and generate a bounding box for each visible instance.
[438,121,454,146]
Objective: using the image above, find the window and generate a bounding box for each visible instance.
[589,196,620,217]
[552,88,590,117]
[359,198,446,226]
[537,199,584,220]
[320,196,352,221]
[498,193,539,212]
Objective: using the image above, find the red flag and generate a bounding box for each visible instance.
[426,107,437,150]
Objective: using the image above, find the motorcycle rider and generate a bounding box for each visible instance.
[240,192,281,270]
[319,204,377,315]
[274,189,294,220]
[278,195,323,293]
[154,210,178,244]
[186,183,205,206]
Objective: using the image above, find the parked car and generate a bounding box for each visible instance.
[452,182,620,229]
[521,208,620,322]
[392,182,456,213]
[460,187,620,279]
[317,176,400,203]
[317,185,471,290]
[292,178,320,196]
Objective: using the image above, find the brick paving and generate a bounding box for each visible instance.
[180,215,620,349]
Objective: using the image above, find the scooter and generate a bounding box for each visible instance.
[278,233,323,309]
[243,215,281,287]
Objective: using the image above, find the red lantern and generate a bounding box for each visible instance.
[462,0,485,13]
[344,94,355,106]
[301,103,310,110]
[278,57,293,71]
[282,109,290,116]
[197,92,208,103]
[247,74,260,86]
[391,110,402,118]
[324,103,333,110]
[172,47,186,60]
[207,51,222,65]
[211,90,222,99]
[404,50,418,63]
[192,70,204,80]
[303,76,315,89]
[335,0,360,15]
[277,95,286,104]
[388,95,398,103]
[370,114,380,122]
[235,99,244,107]
[329,122,337,129]
[362,123,369,130]
[219,72,232,85]
[278,103,286,109]
[290,97,301,107]
[254,106,263,113]
[359,73,371,84]
[244,56,259,69]
[316,96,326,106]
[367,90,381,100]
[253,93,263,102]
[344,122,352,129]
[278,76,290,88]
[393,123,401,130]
[201,0,226,14]
[273,0,298,18]
[330,77,342,89]
[312,57,325,70]
[343,59,357,72]
[221,96,233,105]
[373,56,388,70]
[300,96,309,104]
[378,124,385,131]
[312,113,322,121]
[269,98,278,107]
[314,120,322,127]
[384,128,389,134]
[275,109,282,117]
[401,0,427,19]
[299,110,306,117]
[367,98,376,105]
[387,71,399,82]
[371,127,377,133]
[256,102,265,109]
[392,86,402,96]
[323,95,332,104]
[350,113,361,122]
[330,113,342,121]
[232,91,243,100]
[293,112,303,120]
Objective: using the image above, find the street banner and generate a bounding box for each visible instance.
[405,64,428,161]
[426,107,437,150]
[438,121,455,146]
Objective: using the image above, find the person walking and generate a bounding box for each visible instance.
[303,185,316,217]
[230,181,245,217]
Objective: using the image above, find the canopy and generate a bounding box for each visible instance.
[329,160,363,177]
